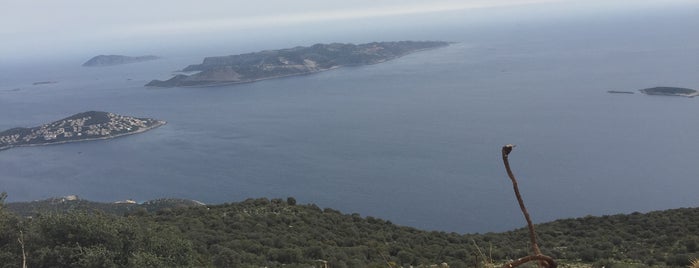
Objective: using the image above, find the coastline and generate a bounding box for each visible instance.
[148,66,342,88]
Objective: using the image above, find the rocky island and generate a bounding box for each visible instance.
[0,111,165,151]
[32,81,58,85]
[82,55,159,67]
[146,41,450,87]
[607,90,634,94]
[639,86,698,97]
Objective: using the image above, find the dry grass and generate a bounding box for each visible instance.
[472,239,495,268]
[689,258,699,268]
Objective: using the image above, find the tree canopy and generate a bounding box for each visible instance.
[0,195,697,267]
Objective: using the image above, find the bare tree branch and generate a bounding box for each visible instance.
[18,229,27,268]
[501,144,557,268]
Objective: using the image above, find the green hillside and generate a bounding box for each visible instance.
[1,195,697,267]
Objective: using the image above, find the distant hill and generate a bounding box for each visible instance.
[82,55,159,67]
[1,196,697,267]
[146,41,450,87]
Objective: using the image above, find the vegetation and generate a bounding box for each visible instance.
[1,193,697,267]
[5,197,204,218]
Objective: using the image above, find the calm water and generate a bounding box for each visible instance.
[1,10,698,233]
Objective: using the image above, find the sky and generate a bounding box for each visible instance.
[1,0,696,63]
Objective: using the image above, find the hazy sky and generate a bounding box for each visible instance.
[1,0,695,63]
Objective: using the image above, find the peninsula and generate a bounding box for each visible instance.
[639,86,698,98]
[0,111,165,151]
[82,55,159,67]
[146,41,450,87]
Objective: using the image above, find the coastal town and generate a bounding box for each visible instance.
[0,111,165,151]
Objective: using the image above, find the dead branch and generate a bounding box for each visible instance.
[501,144,557,268]
[503,255,556,268]
[18,229,27,268]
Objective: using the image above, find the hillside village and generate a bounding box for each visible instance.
[0,111,164,150]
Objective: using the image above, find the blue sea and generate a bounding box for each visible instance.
[1,6,698,233]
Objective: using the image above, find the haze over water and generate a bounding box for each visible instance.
[1,3,698,233]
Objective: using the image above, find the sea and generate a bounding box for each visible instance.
[1,5,698,233]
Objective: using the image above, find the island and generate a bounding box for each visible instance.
[607,90,634,94]
[82,55,160,67]
[639,86,698,98]
[0,111,165,151]
[32,81,58,85]
[146,41,450,87]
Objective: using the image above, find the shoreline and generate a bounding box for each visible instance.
[640,92,698,98]
[148,66,342,88]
